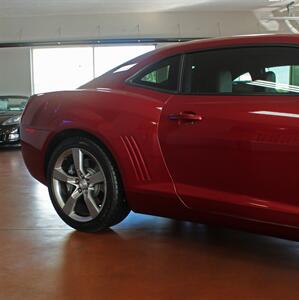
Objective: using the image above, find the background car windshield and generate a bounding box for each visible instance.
[0,97,28,112]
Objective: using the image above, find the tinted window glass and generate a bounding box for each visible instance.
[133,56,180,92]
[183,47,299,95]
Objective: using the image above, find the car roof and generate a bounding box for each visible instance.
[152,34,299,58]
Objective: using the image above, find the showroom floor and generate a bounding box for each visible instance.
[1,147,299,300]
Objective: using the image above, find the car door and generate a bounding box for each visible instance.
[158,46,299,223]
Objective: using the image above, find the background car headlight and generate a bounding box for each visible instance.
[2,115,21,126]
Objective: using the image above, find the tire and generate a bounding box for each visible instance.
[47,136,130,232]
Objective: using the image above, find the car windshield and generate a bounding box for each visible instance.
[0,97,28,112]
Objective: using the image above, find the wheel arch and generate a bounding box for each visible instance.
[44,129,124,189]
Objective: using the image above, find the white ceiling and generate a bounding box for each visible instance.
[0,0,294,16]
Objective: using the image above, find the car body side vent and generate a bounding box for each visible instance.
[120,136,151,182]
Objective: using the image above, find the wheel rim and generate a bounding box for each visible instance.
[51,148,107,222]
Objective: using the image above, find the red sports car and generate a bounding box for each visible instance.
[21,35,299,240]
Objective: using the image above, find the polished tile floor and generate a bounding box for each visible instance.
[1,147,299,300]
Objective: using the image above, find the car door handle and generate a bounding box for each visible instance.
[168,112,203,122]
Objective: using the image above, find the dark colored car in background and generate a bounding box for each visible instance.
[0,95,29,146]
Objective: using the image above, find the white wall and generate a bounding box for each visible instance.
[0,11,288,43]
[0,48,31,96]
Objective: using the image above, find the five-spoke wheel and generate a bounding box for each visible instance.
[52,148,107,222]
[47,137,130,232]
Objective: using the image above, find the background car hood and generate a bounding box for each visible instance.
[0,112,20,125]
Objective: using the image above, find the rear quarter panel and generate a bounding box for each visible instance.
[21,88,182,212]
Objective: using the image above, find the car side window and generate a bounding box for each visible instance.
[182,47,299,95]
[132,55,180,92]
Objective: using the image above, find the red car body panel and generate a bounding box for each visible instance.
[21,35,299,240]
